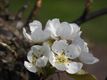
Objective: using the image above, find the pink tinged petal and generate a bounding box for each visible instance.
[36,56,48,67]
[57,22,73,40]
[66,62,83,74]
[52,40,68,54]
[79,52,99,64]
[29,20,42,33]
[23,28,32,41]
[24,61,37,73]
[65,44,81,59]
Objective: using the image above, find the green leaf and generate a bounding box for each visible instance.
[68,73,96,80]
[76,69,87,75]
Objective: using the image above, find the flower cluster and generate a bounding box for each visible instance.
[23,18,99,74]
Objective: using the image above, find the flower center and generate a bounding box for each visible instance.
[55,53,69,64]
[32,54,37,65]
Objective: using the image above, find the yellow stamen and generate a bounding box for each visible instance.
[55,53,69,64]
[32,54,37,65]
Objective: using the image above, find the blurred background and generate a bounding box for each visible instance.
[0,0,107,80]
[8,0,107,43]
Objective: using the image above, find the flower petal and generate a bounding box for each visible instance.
[36,56,48,67]
[23,28,32,41]
[66,62,83,74]
[31,44,50,58]
[42,43,50,57]
[27,49,33,63]
[65,44,81,59]
[45,18,60,39]
[57,22,73,40]
[31,45,43,57]
[29,20,42,33]
[54,63,66,71]
[52,40,68,54]
[72,37,89,53]
[46,18,60,39]
[49,52,66,71]
[70,23,80,33]
[69,23,81,39]
[49,52,56,67]
[31,29,50,43]
[79,52,99,64]
[24,61,37,73]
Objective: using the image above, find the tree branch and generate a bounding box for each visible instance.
[72,0,107,25]
[84,7,107,23]
[15,0,29,20]
[72,0,92,25]
[24,0,42,28]
[72,7,107,25]
[83,0,92,17]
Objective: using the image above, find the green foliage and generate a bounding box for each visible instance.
[69,72,96,80]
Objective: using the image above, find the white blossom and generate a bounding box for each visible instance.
[24,44,50,73]
[23,20,50,43]
[49,40,83,74]
[49,39,99,74]
[45,18,81,40]
[72,37,99,64]
[23,18,99,74]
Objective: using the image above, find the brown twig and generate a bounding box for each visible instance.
[24,0,42,28]
[82,7,107,23]
[33,0,42,18]
[0,42,17,58]
[15,0,29,20]
[72,7,107,25]
[85,0,93,13]
[72,0,107,25]
[72,0,93,25]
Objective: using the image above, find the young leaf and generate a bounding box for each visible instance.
[68,73,96,80]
